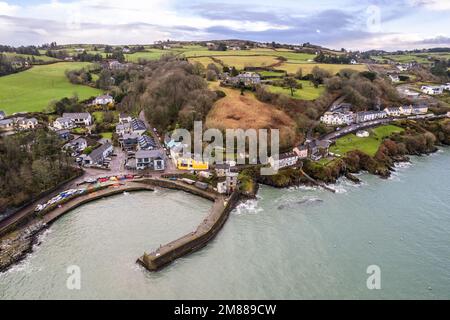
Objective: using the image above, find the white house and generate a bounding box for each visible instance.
[356,111,387,123]
[320,111,355,126]
[0,119,14,131]
[269,152,299,170]
[421,85,443,95]
[388,74,400,83]
[64,137,87,153]
[16,117,38,130]
[412,105,428,114]
[400,105,413,115]
[115,122,131,136]
[384,107,402,117]
[53,117,75,130]
[62,113,93,126]
[350,59,357,65]
[292,145,308,159]
[215,163,231,177]
[93,94,114,106]
[443,83,450,91]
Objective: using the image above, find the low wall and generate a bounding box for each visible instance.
[138,190,240,271]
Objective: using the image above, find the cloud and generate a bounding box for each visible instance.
[408,0,450,10]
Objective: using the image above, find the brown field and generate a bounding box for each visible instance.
[188,57,222,69]
[206,83,297,148]
[275,63,368,75]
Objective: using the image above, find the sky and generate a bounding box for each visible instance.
[0,0,449,51]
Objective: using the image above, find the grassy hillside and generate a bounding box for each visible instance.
[266,80,325,100]
[330,125,404,156]
[206,82,297,148]
[0,62,102,115]
[275,62,368,75]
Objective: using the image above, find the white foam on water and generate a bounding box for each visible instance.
[233,199,263,216]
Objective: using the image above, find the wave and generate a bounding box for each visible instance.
[233,199,263,216]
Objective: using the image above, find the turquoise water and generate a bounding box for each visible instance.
[1,149,450,299]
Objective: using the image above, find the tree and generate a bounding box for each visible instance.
[206,69,218,81]
[283,77,299,97]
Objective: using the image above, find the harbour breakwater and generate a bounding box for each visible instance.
[0,178,240,273]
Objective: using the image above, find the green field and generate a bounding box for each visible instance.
[330,125,404,157]
[266,80,325,100]
[0,62,102,115]
[2,52,60,63]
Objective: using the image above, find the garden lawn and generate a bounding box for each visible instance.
[330,125,404,157]
[0,62,102,115]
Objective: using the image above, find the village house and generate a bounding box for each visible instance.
[412,105,428,114]
[119,113,132,124]
[384,107,402,117]
[269,152,299,170]
[177,158,209,171]
[138,135,156,150]
[82,142,113,166]
[293,145,309,159]
[215,163,231,177]
[388,74,400,83]
[356,110,387,123]
[320,111,355,126]
[115,122,131,136]
[53,117,75,130]
[120,133,140,151]
[55,129,71,140]
[93,94,114,106]
[64,137,87,154]
[421,85,443,95]
[0,111,5,120]
[17,117,38,130]
[225,172,238,193]
[350,59,357,64]
[130,118,147,135]
[62,113,93,126]
[135,150,165,171]
[307,139,331,161]
[0,119,14,131]
[400,105,413,116]
[443,83,450,91]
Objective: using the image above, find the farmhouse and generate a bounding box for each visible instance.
[356,110,387,123]
[53,117,75,130]
[421,85,443,95]
[82,142,113,166]
[293,145,308,159]
[320,111,355,126]
[224,72,261,87]
[62,113,93,126]
[136,150,165,171]
[93,94,114,106]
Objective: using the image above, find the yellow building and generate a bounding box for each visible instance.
[177,158,209,170]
